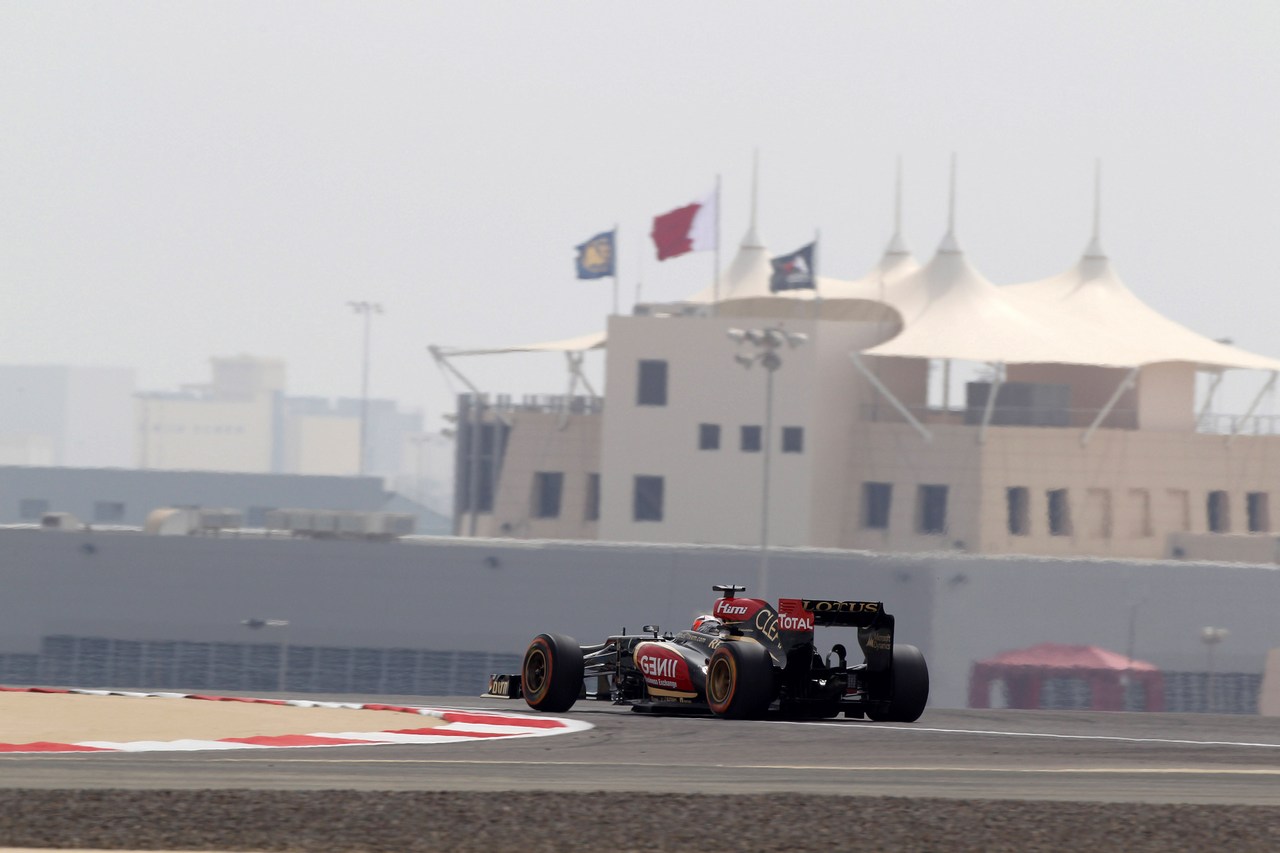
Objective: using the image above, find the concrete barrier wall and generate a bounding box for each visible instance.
[1,529,1276,708]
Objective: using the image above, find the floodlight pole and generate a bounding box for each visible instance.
[1201,626,1228,713]
[348,301,383,476]
[760,346,780,600]
[728,326,805,601]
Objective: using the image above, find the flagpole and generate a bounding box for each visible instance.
[712,173,721,314]
[612,223,619,316]
[636,233,643,307]
[812,227,821,320]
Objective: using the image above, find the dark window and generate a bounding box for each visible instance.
[457,419,510,515]
[633,475,664,522]
[532,472,564,519]
[863,482,892,529]
[1047,489,1072,536]
[917,485,948,535]
[782,426,804,453]
[584,473,601,522]
[1207,490,1230,533]
[1007,487,1030,536]
[1247,492,1269,533]
[740,425,762,452]
[246,506,273,527]
[637,360,668,406]
[94,501,126,523]
[698,423,720,450]
[19,499,48,520]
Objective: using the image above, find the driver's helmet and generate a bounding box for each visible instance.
[691,614,722,634]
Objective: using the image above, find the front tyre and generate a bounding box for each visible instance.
[522,633,584,713]
[706,642,775,719]
[866,643,929,723]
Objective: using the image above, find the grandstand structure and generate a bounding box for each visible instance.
[436,167,1280,561]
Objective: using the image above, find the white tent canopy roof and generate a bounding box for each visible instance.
[430,330,606,358]
[432,176,1280,374]
[852,226,1280,371]
[1001,248,1280,372]
[858,241,1145,366]
[820,247,920,303]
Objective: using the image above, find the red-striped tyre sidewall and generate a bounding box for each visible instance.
[521,632,583,713]
[522,637,554,707]
[706,646,738,715]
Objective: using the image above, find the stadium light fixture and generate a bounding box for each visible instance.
[348,300,384,476]
[727,325,807,600]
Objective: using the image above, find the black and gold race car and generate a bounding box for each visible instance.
[487,584,928,721]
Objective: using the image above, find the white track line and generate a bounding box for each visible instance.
[775,720,1280,750]
[187,757,1280,777]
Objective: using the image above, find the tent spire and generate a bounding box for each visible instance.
[884,155,909,255]
[741,148,763,248]
[938,151,961,253]
[1084,158,1107,259]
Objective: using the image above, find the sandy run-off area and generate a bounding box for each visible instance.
[0,691,446,745]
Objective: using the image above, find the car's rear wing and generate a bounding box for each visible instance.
[780,598,895,673]
[796,598,887,628]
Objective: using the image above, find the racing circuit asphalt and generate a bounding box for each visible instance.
[4,697,1280,806]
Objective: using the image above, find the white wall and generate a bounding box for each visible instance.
[1,530,1276,709]
[64,366,135,467]
[136,394,275,472]
[0,366,135,468]
[599,314,819,547]
[285,415,359,476]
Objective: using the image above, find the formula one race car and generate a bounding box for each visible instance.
[486,584,929,721]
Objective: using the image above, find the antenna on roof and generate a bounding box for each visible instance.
[1084,158,1107,259]
[938,151,961,253]
[884,155,909,255]
[742,148,763,248]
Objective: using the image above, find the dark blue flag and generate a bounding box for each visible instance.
[769,242,816,292]
[575,230,616,279]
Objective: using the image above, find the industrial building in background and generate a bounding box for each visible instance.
[0,355,450,534]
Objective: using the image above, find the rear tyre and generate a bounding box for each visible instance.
[522,632,584,713]
[706,642,775,719]
[866,643,930,723]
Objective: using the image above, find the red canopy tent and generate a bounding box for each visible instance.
[969,643,1163,712]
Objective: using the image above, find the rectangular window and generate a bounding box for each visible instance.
[584,473,600,522]
[917,485,948,535]
[532,472,564,519]
[633,475,664,522]
[1207,490,1230,533]
[1006,487,1030,536]
[1166,489,1191,532]
[740,425,762,452]
[19,499,48,520]
[1084,489,1112,539]
[458,421,506,514]
[782,426,804,453]
[637,360,668,406]
[1047,489,1072,536]
[863,482,892,530]
[698,423,720,450]
[94,501,126,523]
[1128,489,1152,538]
[1247,492,1269,533]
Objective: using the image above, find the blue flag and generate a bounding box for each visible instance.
[575,230,616,279]
[769,242,816,292]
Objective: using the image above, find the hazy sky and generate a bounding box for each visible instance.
[4,2,1279,430]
